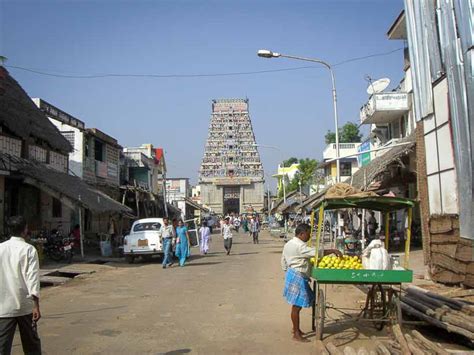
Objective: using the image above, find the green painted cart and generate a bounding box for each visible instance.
[308,195,415,340]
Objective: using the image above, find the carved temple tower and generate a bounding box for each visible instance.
[199,99,265,214]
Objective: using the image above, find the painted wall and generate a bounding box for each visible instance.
[49,118,84,177]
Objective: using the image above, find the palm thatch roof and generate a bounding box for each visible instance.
[350,134,416,190]
[271,191,307,214]
[0,67,72,153]
[300,135,416,212]
[0,152,132,214]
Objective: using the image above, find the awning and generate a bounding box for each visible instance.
[0,153,133,215]
[350,134,416,190]
[184,197,209,212]
[272,192,307,214]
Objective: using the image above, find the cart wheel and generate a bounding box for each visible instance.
[315,289,325,340]
[363,285,387,330]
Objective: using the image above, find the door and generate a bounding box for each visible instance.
[223,186,240,215]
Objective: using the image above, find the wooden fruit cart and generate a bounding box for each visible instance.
[309,195,415,340]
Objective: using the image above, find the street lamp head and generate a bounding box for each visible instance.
[257,49,280,58]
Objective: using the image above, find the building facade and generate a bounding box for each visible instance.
[199,99,265,214]
[402,0,474,286]
[322,142,361,186]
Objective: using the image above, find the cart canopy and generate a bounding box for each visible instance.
[312,195,415,212]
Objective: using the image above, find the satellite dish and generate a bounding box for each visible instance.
[367,78,390,95]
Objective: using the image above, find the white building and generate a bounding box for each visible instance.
[166,178,191,219]
[32,98,86,178]
[321,142,361,186]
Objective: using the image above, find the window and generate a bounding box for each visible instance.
[94,140,104,161]
[133,222,162,232]
[52,198,62,218]
[341,162,352,176]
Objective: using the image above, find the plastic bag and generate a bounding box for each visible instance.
[361,239,390,270]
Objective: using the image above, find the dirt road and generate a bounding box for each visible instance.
[12,231,390,354]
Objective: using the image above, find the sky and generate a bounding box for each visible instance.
[1,0,406,190]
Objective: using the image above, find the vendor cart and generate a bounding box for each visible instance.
[309,195,415,340]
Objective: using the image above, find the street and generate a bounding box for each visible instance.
[12,231,388,354]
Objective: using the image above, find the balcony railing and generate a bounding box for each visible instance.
[360,92,409,125]
[323,143,361,160]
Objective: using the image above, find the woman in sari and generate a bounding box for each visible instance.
[199,221,211,255]
[175,220,190,266]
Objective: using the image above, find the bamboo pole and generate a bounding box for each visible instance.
[404,207,412,268]
[384,212,390,250]
[315,206,324,265]
[79,207,84,259]
[309,209,316,247]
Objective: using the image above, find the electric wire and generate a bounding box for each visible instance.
[4,48,403,79]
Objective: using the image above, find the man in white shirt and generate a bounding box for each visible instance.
[0,216,42,354]
[221,218,233,255]
[159,217,176,269]
[281,223,341,343]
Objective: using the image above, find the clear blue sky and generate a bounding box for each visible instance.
[1,0,405,190]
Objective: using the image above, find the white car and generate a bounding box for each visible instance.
[123,218,164,263]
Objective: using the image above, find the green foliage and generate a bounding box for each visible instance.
[282,157,298,167]
[277,158,319,198]
[325,122,362,144]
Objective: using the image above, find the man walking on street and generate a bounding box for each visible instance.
[250,217,260,244]
[0,216,42,355]
[160,217,176,269]
[222,217,233,255]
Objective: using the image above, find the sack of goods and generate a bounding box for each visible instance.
[361,239,390,270]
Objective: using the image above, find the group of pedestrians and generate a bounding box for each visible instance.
[160,217,191,269]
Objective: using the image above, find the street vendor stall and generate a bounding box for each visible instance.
[309,194,415,340]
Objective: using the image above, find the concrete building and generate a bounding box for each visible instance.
[1,69,130,240]
[199,99,265,214]
[33,99,122,200]
[321,142,361,186]
[122,144,165,195]
[273,163,300,196]
[400,1,474,287]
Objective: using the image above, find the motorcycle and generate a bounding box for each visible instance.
[44,230,74,263]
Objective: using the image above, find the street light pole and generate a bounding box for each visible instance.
[257,50,341,183]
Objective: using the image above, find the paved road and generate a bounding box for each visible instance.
[13,230,388,354]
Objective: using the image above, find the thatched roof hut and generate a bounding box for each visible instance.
[0,67,72,153]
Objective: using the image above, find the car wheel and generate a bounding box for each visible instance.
[125,255,134,264]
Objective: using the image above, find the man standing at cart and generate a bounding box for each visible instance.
[281,223,341,342]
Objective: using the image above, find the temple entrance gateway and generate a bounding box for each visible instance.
[223,186,240,215]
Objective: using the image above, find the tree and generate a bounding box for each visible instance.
[325,122,362,144]
[282,157,298,167]
[298,158,318,187]
[277,158,319,198]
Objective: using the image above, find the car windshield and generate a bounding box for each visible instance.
[133,222,162,232]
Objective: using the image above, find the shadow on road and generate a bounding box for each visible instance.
[157,349,192,355]
[185,261,222,267]
[231,252,259,256]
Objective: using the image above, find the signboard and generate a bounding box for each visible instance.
[358,141,371,167]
